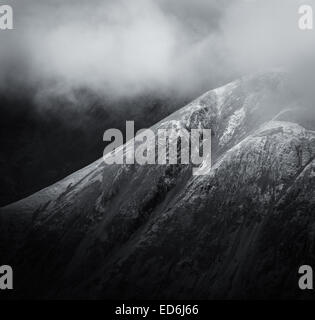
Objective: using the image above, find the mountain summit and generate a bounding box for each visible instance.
[1,71,315,299]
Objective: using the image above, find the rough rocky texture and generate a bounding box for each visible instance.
[1,71,315,299]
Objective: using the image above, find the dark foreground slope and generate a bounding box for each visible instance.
[1,72,315,299]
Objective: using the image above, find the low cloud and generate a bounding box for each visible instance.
[0,0,314,102]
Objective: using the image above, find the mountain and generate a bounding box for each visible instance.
[1,71,315,299]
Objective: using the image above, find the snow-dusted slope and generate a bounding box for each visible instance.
[1,71,315,299]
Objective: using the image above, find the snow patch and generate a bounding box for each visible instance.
[220,107,246,146]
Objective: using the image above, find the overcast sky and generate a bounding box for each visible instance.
[0,0,314,100]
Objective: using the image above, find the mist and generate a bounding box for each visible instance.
[0,0,314,102]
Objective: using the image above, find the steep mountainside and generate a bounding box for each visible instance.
[1,71,315,299]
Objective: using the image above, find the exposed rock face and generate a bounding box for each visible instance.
[1,71,315,299]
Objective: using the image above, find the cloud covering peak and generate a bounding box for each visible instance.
[1,0,314,99]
